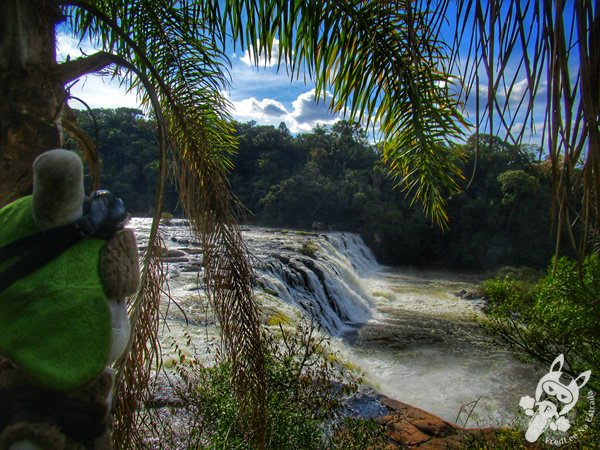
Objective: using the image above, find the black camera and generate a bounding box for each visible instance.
[75,190,129,238]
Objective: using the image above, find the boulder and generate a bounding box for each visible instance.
[375,396,515,448]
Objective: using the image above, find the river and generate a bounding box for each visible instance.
[131,218,540,427]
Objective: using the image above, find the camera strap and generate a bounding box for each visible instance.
[0,225,82,294]
[0,191,128,295]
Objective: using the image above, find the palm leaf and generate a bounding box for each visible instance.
[60,0,545,446]
[216,0,467,227]
[63,0,266,445]
[447,0,600,256]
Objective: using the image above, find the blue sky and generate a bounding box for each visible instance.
[57,10,558,147]
[57,33,342,134]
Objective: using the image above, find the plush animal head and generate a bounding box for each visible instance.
[535,354,591,416]
[32,149,85,230]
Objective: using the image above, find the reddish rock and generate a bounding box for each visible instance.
[386,421,431,446]
[374,395,518,448]
[417,435,465,449]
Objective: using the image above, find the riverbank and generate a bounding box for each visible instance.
[131,219,545,445]
[145,370,538,449]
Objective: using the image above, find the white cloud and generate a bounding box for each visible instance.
[505,120,547,147]
[231,97,289,121]
[240,39,281,68]
[56,32,336,129]
[56,32,95,62]
[56,31,141,110]
[66,75,141,110]
[290,90,339,130]
[229,89,341,133]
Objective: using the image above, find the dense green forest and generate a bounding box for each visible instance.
[73,107,555,268]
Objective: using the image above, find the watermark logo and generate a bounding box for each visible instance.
[519,354,594,445]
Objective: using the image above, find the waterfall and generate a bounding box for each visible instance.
[322,232,379,274]
[131,219,542,425]
[250,229,378,335]
[130,219,379,335]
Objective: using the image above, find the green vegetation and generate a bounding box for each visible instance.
[483,256,600,388]
[3,2,597,449]
[328,418,387,450]
[481,257,600,443]
[166,322,381,449]
[70,108,180,215]
[20,4,463,445]
[79,109,557,269]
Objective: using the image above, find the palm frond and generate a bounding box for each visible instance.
[448,0,600,255]
[64,0,267,445]
[218,0,467,227]
[112,234,166,448]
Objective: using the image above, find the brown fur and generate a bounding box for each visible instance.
[100,229,140,298]
[0,366,114,450]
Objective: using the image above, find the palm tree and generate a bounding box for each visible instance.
[446,0,599,256]
[0,1,464,446]
[3,0,598,446]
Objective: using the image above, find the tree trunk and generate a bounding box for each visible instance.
[0,0,65,207]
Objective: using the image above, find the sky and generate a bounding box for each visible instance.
[56,4,568,148]
[57,33,342,134]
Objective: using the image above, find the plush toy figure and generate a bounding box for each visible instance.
[0,149,140,450]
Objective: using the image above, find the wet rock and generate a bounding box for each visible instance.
[164,249,187,258]
[181,262,204,272]
[341,387,388,419]
[146,372,185,409]
[375,396,510,448]
[164,257,190,264]
[381,419,431,446]
[454,289,481,300]
[183,248,204,255]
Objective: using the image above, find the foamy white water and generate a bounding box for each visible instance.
[131,219,540,426]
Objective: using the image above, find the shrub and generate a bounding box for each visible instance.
[482,256,600,394]
[328,417,387,450]
[482,278,529,307]
[481,276,537,316]
[165,320,373,449]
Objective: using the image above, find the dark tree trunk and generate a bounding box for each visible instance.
[0,0,66,207]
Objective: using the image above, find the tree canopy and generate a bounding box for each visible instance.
[1,0,598,447]
[75,109,557,269]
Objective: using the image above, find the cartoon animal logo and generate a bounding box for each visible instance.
[520,354,591,443]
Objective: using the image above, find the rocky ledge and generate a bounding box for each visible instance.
[374,396,500,448]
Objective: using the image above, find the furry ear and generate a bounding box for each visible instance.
[550,354,564,373]
[575,370,591,389]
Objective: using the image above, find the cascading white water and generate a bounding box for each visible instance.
[131,219,541,426]
[321,232,379,273]
[248,228,375,334]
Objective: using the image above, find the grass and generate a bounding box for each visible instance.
[153,320,387,449]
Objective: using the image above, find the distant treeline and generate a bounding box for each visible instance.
[72,107,556,268]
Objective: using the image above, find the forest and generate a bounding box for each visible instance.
[2,1,598,448]
[73,107,556,269]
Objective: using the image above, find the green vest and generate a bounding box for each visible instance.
[0,196,111,391]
